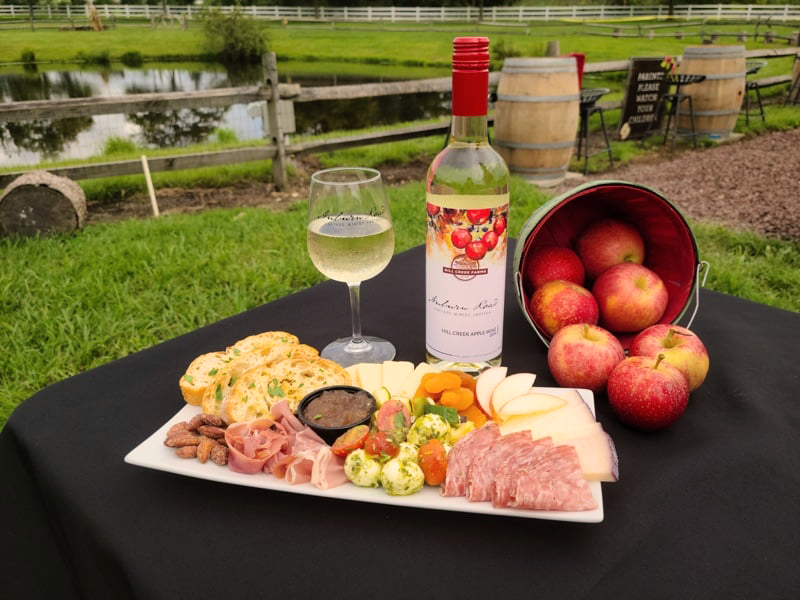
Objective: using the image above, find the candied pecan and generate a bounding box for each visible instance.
[196,425,226,439]
[164,431,201,448]
[210,444,229,466]
[185,414,205,431]
[175,446,198,459]
[200,413,225,427]
[196,436,216,464]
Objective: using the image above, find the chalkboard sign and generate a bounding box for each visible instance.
[618,58,671,140]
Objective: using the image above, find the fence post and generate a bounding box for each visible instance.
[263,52,288,191]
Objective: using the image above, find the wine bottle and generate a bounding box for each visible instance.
[425,36,510,372]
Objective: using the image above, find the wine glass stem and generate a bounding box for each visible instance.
[347,282,364,347]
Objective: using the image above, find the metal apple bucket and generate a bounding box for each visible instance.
[513,181,709,349]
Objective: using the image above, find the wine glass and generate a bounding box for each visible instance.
[307,167,396,366]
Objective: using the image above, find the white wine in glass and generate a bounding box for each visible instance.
[307,167,396,366]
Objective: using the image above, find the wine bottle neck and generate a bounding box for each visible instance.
[450,114,489,142]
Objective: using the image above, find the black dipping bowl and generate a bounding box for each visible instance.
[297,385,377,445]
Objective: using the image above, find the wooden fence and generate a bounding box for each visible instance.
[2,4,800,23]
[0,48,796,190]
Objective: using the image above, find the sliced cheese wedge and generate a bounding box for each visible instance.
[563,429,619,482]
[382,360,414,395]
[397,362,437,398]
[498,389,596,441]
[355,362,382,394]
[344,364,361,387]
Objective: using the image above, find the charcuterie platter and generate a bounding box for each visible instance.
[125,394,604,523]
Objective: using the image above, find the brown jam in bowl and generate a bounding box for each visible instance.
[303,388,374,428]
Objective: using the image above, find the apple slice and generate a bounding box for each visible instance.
[474,366,507,417]
[490,372,536,419]
[494,392,566,423]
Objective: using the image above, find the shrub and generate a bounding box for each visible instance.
[75,49,111,67]
[120,51,144,68]
[20,48,37,72]
[201,8,268,64]
[102,136,138,156]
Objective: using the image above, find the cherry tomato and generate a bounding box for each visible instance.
[364,431,399,461]
[467,209,491,225]
[465,240,487,261]
[330,424,370,457]
[418,439,448,486]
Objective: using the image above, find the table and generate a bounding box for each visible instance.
[2,243,799,599]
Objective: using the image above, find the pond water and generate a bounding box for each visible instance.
[0,63,451,168]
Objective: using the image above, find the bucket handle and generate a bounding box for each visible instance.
[682,260,710,331]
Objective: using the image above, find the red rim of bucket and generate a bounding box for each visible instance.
[514,181,700,349]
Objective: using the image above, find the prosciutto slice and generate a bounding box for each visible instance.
[225,418,287,474]
[225,400,347,489]
[505,445,597,511]
[441,423,501,497]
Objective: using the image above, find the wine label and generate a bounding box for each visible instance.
[425,193,510,363]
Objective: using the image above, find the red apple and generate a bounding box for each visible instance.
[528,280,599,337]
[592,263,668,333]
[523,245,585,290]
[629,324,710,392]
[607,354,689,431]
[576,218,646,280]
[547,323,625,393]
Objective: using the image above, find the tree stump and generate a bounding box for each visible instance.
[0,171,87,237]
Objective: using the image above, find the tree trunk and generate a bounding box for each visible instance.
[0,171,87,237]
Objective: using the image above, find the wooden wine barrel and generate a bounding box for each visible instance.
[0,171,87,237]
[494,57,580,187]
[677,45,746,138]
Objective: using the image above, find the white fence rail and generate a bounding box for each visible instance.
[2,4,800,23]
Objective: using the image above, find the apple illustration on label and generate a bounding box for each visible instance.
[629,324,710,392]
[547,323,625,393]
[607,354,689,431]
[592,263,668,333]
[528,280,599,337]
[576,218,645,280]
[523,245,585,290]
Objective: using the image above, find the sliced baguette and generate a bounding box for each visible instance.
[179,351,228,406]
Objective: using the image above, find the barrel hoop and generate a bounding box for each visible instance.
[496,93,580,103]
[502,58,576,71]
[694,71,747,80]
[683,47,745,59]
[501,66,577,75]
[495,139,576,150]
[692,109,741,117]
[509,165,568,176]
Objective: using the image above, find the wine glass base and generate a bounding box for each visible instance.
[320,336,396,367]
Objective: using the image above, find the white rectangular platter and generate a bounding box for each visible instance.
[125,388,603,523]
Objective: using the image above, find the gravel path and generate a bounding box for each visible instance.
[552,128,800,241]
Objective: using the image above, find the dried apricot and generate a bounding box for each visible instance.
[439,387,474,411]
[422,371,463,395]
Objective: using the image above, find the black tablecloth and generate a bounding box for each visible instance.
[2,244,799,599]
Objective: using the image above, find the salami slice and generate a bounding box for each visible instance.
[507,445,597,511]
[491,436,554,507]
[466,430,533,502]
[441,423,500,497]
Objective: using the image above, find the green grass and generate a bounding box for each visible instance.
[2,173,798,429]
